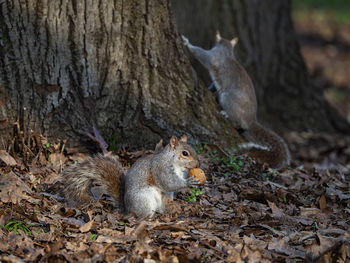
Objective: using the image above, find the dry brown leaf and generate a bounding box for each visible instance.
[95,235,117,243]
[0,255,24,263]
[131,222,148,240]
[299,207,321,217]
[319,195,327,210]
[226,244,244,263]
[32,231,55,242]
[267,200,284,218]
[0,232,44,261]
[49,153,67,171]
[44,214,85,227]
[79,219,94,233]
[0,171,39,204]
[326,185,350,200]
[39,152,48,166]
[0,150,17,166]
[66,241,89,251]
[41,172,60,184]
[246,250,264,263]
[267,237,306,258]
[305,233,336,260]
[0,214,11,226]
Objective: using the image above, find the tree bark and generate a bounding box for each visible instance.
[171,0,350,134]
[0,0,240,150]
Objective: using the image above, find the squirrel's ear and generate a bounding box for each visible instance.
[231,37,238,48]
[216,30,221,43]
[180,135,187,143]
[154,139,164,153]
[170,136,179,150]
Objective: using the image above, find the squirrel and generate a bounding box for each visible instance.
[57,135,200,218]
[182,32,290,170]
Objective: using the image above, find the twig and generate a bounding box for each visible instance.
[209,144,230,157]
[189,233,228,257]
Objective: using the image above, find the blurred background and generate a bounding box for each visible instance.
[293,0,350,123]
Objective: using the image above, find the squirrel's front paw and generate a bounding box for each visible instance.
[208,83,217,92]
[182,35,190,46]
[220,110,229,119]
[186,176,201,187]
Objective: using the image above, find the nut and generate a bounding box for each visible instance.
[188,168,206,185]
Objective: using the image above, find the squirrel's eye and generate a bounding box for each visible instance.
[182,151,189,157]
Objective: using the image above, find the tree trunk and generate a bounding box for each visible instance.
[171,0,350,134]
[0,0,240,151]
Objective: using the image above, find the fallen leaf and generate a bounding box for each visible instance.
[268,237,306,258]
[79,219,94,233]
[41,172,60,184]
[49,153,67,172]
[0,150,17,166]
[319,195,327,210]
[326,185,350,200]
[0,171,39,204]
[305,233,336,260]
[267,200,284,218]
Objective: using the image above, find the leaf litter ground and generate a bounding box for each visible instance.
[0,131,349,262]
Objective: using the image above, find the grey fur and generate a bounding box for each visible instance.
[124,139,199,218]
[58,137,200,218]
[183,34,290,169]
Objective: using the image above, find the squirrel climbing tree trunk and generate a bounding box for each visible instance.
[171,0,350,134]
[0,0,239,150]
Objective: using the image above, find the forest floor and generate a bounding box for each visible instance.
[0,7,350,263]
[0,130,349,262]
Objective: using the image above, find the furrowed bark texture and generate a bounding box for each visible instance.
[0,0,239,149]
[171,0,350,134]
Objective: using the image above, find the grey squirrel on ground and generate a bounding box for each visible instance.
[182,32,290,170]
[57,135,200,218]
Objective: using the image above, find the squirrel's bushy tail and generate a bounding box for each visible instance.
[238,122,291,170]
[58,154,125,209]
